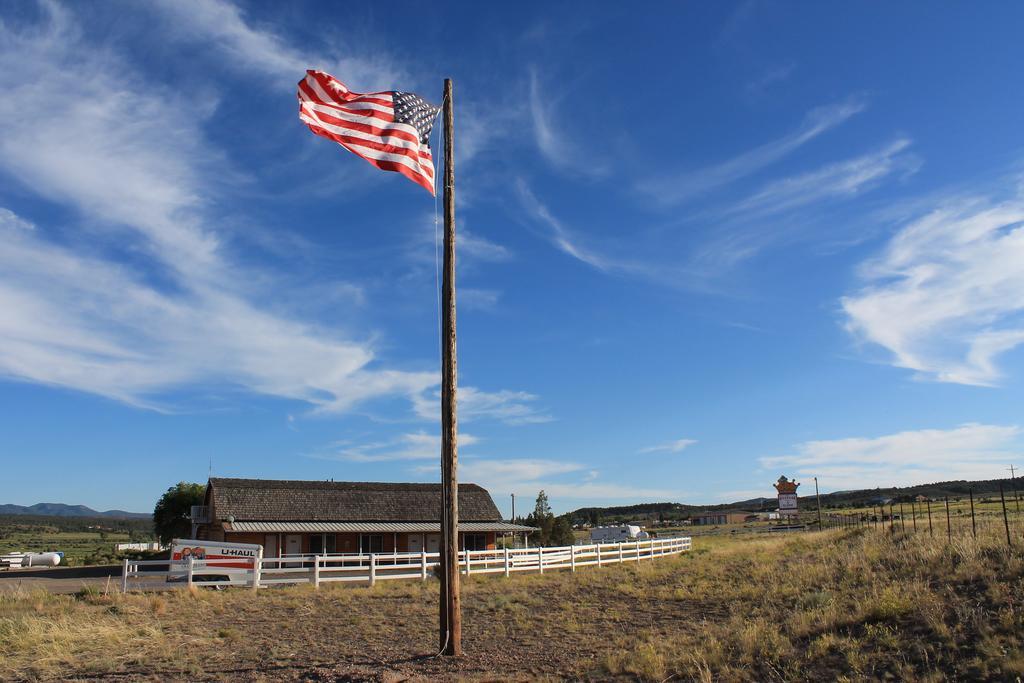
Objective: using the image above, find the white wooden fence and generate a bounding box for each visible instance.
[121,536,691,593]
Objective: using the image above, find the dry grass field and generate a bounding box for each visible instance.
[2,526,1023,681]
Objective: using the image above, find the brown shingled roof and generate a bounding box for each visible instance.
[207,478,502,523]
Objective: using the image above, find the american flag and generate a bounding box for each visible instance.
[298,70,440,194]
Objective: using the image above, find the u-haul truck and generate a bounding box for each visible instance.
[169,539,261,586]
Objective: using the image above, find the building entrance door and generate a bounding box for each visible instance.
[407,534,424,553]
[264,534,278,558]
[426,534,440,554]
[284,534,302,566]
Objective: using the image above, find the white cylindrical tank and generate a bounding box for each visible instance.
[25,552,63,567]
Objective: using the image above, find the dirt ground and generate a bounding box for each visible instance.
[165,567,703,681]
[5,529,1024,681]
[4,554,703,681]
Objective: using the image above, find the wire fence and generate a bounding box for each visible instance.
[815,483,1024,547]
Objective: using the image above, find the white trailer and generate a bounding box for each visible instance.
[590,525,649,543]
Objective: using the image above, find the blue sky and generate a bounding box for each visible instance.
[2,1,1024,515]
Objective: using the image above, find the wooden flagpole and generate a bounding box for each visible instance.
[439,77,462,656]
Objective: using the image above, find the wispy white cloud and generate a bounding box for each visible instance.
[842,192,1024,386]
[515,179,642,275]
[154,0,519,174]
[730,138,918,217]
[403,222,508,311]
[528,67,607,178]
[456,97,527,169]
[715,0,758,50]
[638,438,697,455]
[460,288,501,311]
[639,97,866,207]
[412,457,675,505]
[459,387,554,424]
[761,424,1023,490]
[512,481,676,502]
[413,386,553,426]
[516,179,744,293]
[684,139,918,276]
[150,0,407,92]
[0,221,428,410]
[316,432,480,463]
[744,62,796,97]
[0,208,34,232]
[407,220,511,273]
[0,6,219,275]
[461,230,513,262]
[455,458,584,482]
[0,4,518,418]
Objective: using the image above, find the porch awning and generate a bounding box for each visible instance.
[226,521,536,534]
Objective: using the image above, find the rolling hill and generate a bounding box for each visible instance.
[0,503,150,519]
[568,476,1024,524]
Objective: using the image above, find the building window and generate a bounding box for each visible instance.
[359,534,384,554]
[463,533,487,551]
[309,534,337,555]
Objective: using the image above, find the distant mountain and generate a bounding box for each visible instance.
[0,503,150,519]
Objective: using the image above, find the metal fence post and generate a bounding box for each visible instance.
[369,553,376,586]
[421,549,428,581]
[122,558,129,594]
[1000,483,1012,547]
[945,497,952,542]
[186,555,194,590]
[926,499,933,537]
[313,554,321,589]
[970,488,977,538]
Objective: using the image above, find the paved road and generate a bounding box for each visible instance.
[0,564,125,594]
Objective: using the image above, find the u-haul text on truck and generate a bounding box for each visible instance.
[170,539,262,585]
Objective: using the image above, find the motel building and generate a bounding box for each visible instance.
[691,511,757,526]
[190,478,535,557]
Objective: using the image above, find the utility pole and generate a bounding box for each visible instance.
[814,477,822,529]
[511,493,515,522]
[438,78,461,657]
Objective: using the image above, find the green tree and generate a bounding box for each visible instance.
[548,515,576,546]
[153,482,205,544]
[524,490,577,546]
[534,490,551,519]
